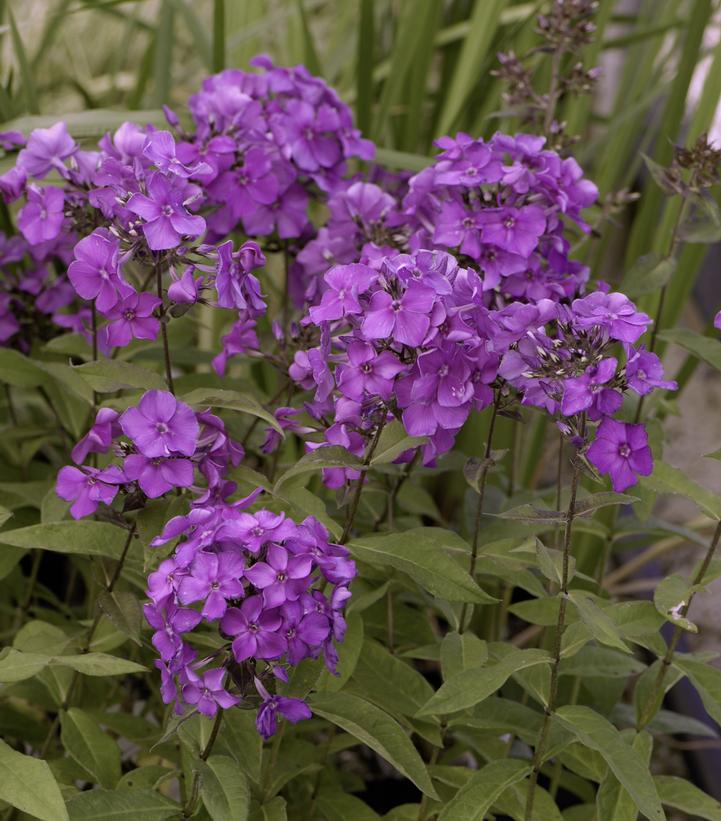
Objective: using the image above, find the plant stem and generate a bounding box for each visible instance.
[524,455,582,821]
[183,709,224,818]
[155,258,175,395]
[38,522,136,758]
[339,415,386,544]
[458,394,500,633]
[12,550,42,631]
[637,518,721,730]
[373,448,420,531]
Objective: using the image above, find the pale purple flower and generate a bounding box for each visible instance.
[572,292,651,344]
[17,122,76,178]
[68,228,131,313]
[145,601,202,660]
[338,341,406,401]
[103,292,161,347]
[626,348,677,396]
[361,284,435,347]
[18,186,65,245]
[120,390,199,457]
[127,172,206,250]
[56,464,123,519]
[480,205,546,258]
[182,668,239,717]
[561,357,619,416]
[177,550,244,619]
[143,130,209,178]
[308,264,376,323]
[587,417,653,492]
[72,407,121,464]
[244,544,313,608]
[221,595,286,661]
[255,680,311,740]
[123,454,194,498]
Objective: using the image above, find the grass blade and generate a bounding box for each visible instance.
[7,8,39,115]
[356,0,374,134]
[296,0,321,76]
[213,0,226,72]
[152,0,175,106]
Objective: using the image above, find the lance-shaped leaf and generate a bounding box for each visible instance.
[569,591,632,653]
[349,529,496,604]
[653,575,698,633]
[182,388,282,432]
[60,708,121,789]
[555,705,664,820]
[64,787,179,820]
[673,655,721,727]
[274,446,363,489]
[370,420,426,464]
[416,649,551,716]
[310,692,437,798]
[1,521,134,559]
[0,738,68,821]
[199,755,250,821]
[437,759,529,821]
[655,775,721,820]
[74,360,167,392]
[640,458,721,520]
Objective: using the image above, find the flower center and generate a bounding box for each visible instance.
[156,422,169,434]
[211,581,220,591]
[438,365,449,377]
[361,363,372,374]
[462,217,474,228]
[251,526,264,537]
[276,572,287,583]
[392,300,401,313]
[248,622,258,632]
[162,205,174,217]
[503,216,516,229]
[123,309,136,321]
[303,127,314,140]
[618,443,631,458]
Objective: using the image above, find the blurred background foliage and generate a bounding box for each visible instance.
[1,0,721,346]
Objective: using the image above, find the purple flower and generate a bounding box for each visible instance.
[337,341,406,401]
[17,122,76,178]
[255,685,311,740]
[282,100,341,171]
[127,172,206,250]
[244,544,313,608]
[182,668,239,717]
[214,240,266,311]
[561,357,618,416]
[72,407,121,464]
[308,264,376,323]
[145,601,202,660]
[280,600,330,665]
[480,205,546,258]
[123,454,194,498]
[212,318,259,375]
[231,510,296,555]
[120,390,199,457]
[56,465,123,519]
[572,292,651,344]
[361,284,436,347]
[221,595,286,661]
[626,348,677,396]
[0,166,27,202]
[143,130,209,178]
[242,183,308,239]
[18,186,65,245]
[177,550,245,619]
[68,229,131,313]
[103,292,161,347]
[0,131,23,152]
[586,417,653,492]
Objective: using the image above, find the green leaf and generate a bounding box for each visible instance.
[500,493,639,524]
[659,328,721,380]
[248,797,287,821]
[440,632,487,681]
[655,774,721,820]
[536,540,574,587]
[416,649,551,716]
[0,647,50,682]
[596,731,652,821]
[200,755,250,821]
[310,692,437,798]
[555,706,664,820]
[65,788,179,820]
[53,653,146,677]
[213,709,263,786]
[349,528,496,604]
[373,147,432,172]
[315,610,364,693]
[673,654,721,727]
[0,348,48,387]
[61,708,121,789]
[622,253,676,297]
[182,388,282,432]
[640,458,721,520]
[4,110,167,141]
[678,209,721,243]
[74,360,167,393]
[349,638,435,717]
[0,738,68,821]
[97,591,144,645]
[653,574,697,632]
[7,8,39,115]
[0,521,135,558]
[568,591,632,653]
[436,0,504,135]
[370,421,426,465]
[437,758,529,821]
[316,788,380,821]
[274,446,363,489]
[212,0,227,71]
[559,646,645,679]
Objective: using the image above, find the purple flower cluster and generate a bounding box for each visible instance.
[56,390,243,517]
[145,489,354,736]
[186,55,373,242]
[403,132,598,302]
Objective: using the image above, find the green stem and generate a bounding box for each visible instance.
[637,518,721,730]
[183,709,224,818]
[38,523,137,758]
[155,258,175,395]
[524,455,582,820]
[458,394,500,633]
[339,416,386,544]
